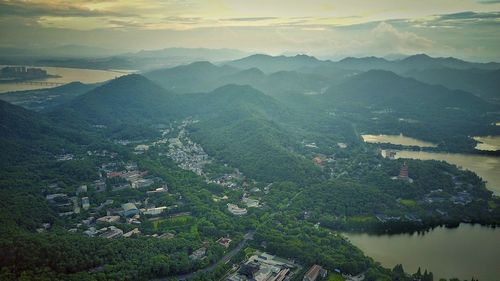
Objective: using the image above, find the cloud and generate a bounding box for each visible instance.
[221,17,277,22]
[369,22,435,52]
[0,0,134,18]
[107,19,144,28]
[438,11,500,20]
[476,0,500,4]
[163,16,205,25]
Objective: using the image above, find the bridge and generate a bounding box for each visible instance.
[15,81,66,86]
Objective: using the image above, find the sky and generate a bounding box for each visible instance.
[1,0,500,61]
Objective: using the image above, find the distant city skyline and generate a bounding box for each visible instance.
[1,0,500,61]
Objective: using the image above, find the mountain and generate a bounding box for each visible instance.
[0,82,98,111]
[0,100,89,168]
[399,54,500,71]
[225,54,326,73]
[184,84,291,119]
[404,67,500,102]
[336,56,393,71]
[50,74,179,139]
[326,70,492,112]
[216,68,331,97]
[331,54,500,73]
[187,85,319,183]
[320,70,499,146]
[144,61,239,93]
[145,61,332,98]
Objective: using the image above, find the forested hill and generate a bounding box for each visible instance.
[0,100,91,168]
[48,74,181,139]
[324,69,494,112]
[404,67,500,102]
[144,61,238,93]
[315,70,500,149]
[0,81,98,112]
[53,74,178,126]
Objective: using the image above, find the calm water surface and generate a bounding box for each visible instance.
[362,134,437,148]
[474,136,500,151]
[363,136,500,280]
[0,66,132,93]
[343,224,500,281]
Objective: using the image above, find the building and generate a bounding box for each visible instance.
[134,144,149,151]
[0,66,48,78]
[385,150,397,160]
[217,237,232,248]
[123,228,141,238]
[237,262,260,280]
[82,197,90,210]
[228,252,297,281]
[131,178,155,189]
[147,185,169,195]
[121,203,139,217]
[46,193,68,201]
[313,156,322,166]
[77,185,88,195]
[99,226,123,239]
[227,203,248,216]
[159,232,175,239]
[397,162,413,183]
[97,215,120,223]
[242,197,260,208]
[142,206,167,216]
[303,265,327,281]
[189,247,207,260]
[399,162,408,178]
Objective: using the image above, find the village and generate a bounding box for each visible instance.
[42,118,267,258]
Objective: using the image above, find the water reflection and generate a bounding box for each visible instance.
[343,224,500,281]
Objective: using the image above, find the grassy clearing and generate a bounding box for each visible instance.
[399,199,417,207]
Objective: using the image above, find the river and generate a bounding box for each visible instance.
[343,224,500,281]
[0,65,133,93]
[358,134,500,281]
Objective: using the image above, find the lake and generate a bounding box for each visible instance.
[0,66,133,93]
[474,136,500,151]
[343,224,500,281]
[389,149,500,195]
[361,135,500,280]
[362,134,437,148]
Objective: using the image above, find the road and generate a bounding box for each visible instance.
[154,231,253,281]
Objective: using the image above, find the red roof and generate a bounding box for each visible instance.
[305,265,322,281]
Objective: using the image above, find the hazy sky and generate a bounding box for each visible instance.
[1,0,500,61]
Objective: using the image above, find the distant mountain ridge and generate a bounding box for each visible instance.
[225,53,327,73]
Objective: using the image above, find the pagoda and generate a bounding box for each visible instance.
[398,162,413,183]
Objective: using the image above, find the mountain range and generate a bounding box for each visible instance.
[2,53,499,180]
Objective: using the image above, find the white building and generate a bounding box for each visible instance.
[227,203,247,216]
